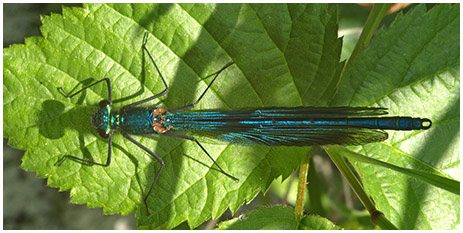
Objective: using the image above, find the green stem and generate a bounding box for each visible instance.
[295,149,311,222]
[323,146,397,230]
[341,3,392,77]
[333,145,459,195]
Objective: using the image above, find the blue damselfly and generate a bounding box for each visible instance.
[57,33,431,215]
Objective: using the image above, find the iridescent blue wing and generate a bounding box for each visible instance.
[169,107,390,146]
[212,127,388,146]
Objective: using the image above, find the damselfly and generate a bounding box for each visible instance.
[57,33,432,215]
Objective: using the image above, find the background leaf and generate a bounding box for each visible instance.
[3,3,342,229]
[298,214,341,230]
[331,4,459,230]
[216,205,340,230]
[216,206,298,230]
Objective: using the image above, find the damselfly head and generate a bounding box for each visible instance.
[98,100,111,109]
[96,128,110,139]
[91,103,111,139]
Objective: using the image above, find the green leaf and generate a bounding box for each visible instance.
[3,3,342,229]
[331,4,459,229]
[298,214,341,230]
[216,205,339,230]
[216,206,297,230]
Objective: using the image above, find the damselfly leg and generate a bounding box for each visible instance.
[58,77,113,103]
[121,32,169,109]
[164,132,239,181]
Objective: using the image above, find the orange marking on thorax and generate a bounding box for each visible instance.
[152,108,172,133]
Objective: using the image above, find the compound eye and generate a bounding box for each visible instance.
[98,100,111,109]
[97,128,110,139]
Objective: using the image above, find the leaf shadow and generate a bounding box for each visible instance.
[37,99,97,161]
[38,100,67,140]
[38,79,95,140]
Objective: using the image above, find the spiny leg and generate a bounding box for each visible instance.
[58,78,113,103]
[168,61,234,112]
[164,132,239,182]
[122,32,169,109]
[123,134,164,215]
[56,132,114,167]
